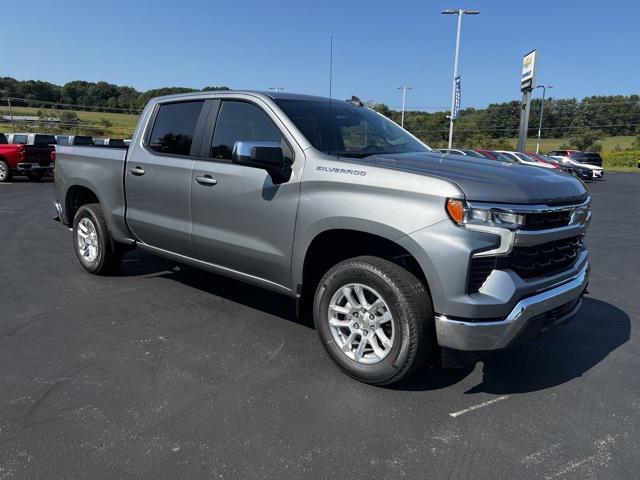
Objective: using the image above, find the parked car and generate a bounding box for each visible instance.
[582,152,604,167]
[438,148,486,158]
[549,155,604,180]
[495,150,559,170]
[0,133,55,181]
[93,138,127,147]
[53,91,591,386]
[55,135,70,146]
[473,149,514,161]
[56,135,94,146]
[547,150,603,167]
[527,152,573,173]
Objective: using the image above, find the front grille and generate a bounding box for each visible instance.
[498,235,584,279]
[522,210,572,231]
[467,235,584,293]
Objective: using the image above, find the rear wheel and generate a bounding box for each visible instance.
[313,256,434,386]
[72,203,124,275]
[0,160,12,182]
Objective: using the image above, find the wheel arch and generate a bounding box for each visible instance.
[295,226,431,317]
[65,182,102,226]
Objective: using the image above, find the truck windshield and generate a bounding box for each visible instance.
[275,99,430,158]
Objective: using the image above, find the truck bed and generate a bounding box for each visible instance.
[54,145,130,240]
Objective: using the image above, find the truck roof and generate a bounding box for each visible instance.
[150,90,344,104]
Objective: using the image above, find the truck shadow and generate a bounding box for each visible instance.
[118,251,307,328]
[117,252,629,394]
[396,298,629,393]
[467,298,629,395]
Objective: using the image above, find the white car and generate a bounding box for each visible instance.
[549,156,604,179]
[495,151,558,169]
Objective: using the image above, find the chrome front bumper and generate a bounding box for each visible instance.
[435,263,589,351]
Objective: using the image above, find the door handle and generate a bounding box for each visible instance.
[130,167,145,176]
[195,175,218,186]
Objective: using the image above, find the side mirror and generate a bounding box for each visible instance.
[232,141,292,183]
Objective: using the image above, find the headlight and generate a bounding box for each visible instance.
[446,199,524,230]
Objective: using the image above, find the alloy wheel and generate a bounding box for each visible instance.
[327,283,395,364]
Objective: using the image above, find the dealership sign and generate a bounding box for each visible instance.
[521,49,537,92]
[453,76,461,119]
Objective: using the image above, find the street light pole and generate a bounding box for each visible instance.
[442,9,479,148]
[535,84,553,154]
[397,86,412,127]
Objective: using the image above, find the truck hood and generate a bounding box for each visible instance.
[360,151,588,205]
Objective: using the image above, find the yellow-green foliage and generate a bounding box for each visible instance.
[602,150,640,168]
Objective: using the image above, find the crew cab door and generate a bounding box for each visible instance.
[125,100,208,256]
[190,98,302,291]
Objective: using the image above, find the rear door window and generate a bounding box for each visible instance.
[11,135,28,144]
[210,101,282,160]
[148,101,205,156]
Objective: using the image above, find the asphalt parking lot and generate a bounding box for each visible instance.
[0,173,638,479]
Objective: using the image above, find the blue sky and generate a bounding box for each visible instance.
[3,0,638,110]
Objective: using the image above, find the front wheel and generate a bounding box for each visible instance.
[313,256,434,386]
[72,203,124,275]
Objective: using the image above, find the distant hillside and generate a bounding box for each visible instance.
[0,77,230,112]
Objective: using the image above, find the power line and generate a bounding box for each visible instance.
[0,96,141,113]
[408,123,640,134]
[0,119,133,130]
[391,101,640,111]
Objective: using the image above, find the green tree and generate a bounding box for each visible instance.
[569,130,604,151]
[59,111,80,124]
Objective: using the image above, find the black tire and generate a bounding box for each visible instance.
[0,160,12,182]
[313,256,434,386]
[27,171,45,182]
[72,203,124,275]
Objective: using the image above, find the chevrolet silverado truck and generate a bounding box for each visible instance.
[53,91,591,385]
[0,133,55,181]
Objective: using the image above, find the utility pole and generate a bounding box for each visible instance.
[7,97,15,132]
[442,9,479,148]
[535,84,553,154]
[397,86,412,127]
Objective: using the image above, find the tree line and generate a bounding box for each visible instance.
[374,95,640,149]
[0,77,230,112]
[1,77,638,150]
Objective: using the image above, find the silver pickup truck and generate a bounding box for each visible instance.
[53,91,591,385]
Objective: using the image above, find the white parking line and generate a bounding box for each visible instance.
[449,395,509,417]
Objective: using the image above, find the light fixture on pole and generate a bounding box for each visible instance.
[442,8,479,148]
[397,86,412,127]
[268,87,284,92]
[534,84,553,154]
